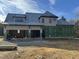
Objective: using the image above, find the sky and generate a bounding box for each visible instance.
[0,0,79,22]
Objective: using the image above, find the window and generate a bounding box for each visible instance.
[42,19,44,23]
[15,18,24,22]
[49,19,52,23]
[53,18,56,21]
[38,18,40,23]
[13,16,26,22]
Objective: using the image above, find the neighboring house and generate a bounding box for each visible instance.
[3,11,75,40]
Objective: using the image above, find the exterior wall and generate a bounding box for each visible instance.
[5,25,42,30]
[30,26,42,30]
[4,25,75,40]
[5,26,29,30]
[43,25,75,38]
[56,25,75,37]
[74,21,79,37]
[40,17,57,26]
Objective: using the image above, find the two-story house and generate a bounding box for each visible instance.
[3,11,75,40]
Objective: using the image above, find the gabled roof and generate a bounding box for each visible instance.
[25,12,42,23]
[40,11,58,18]
[4,12,43,25]
[4,11,58,25]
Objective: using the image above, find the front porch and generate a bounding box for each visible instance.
[5,29,43,41]
[4,25,43,41]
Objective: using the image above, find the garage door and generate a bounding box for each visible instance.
[31,30,40,38]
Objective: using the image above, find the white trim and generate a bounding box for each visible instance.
[40,29,42,40]
[18,29,20,33]
[3,22,43,25]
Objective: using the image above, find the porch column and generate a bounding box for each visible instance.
[4,28,7,40]
[40,29,42,40]
[18,29,20,33]
[29,29,31,39]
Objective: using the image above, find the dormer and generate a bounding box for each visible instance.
[13,14,26,23]
[5,13,27,24]
[39,11,58,26]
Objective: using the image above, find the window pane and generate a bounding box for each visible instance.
[13,16,26,22]
[15,18,25,22]
[49,19,52,23]
[42,19,44,23]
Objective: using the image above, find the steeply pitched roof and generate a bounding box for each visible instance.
[25,12,42,23]
[4,12,43,25]
[40,11,58,18]
[4,11,58,25]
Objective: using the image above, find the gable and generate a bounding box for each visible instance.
[40,11,58,18]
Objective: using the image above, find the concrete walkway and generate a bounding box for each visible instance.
[0,41,17,50]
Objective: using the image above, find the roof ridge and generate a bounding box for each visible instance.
[40,11,58,18]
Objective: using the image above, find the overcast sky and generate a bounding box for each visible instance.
[0,0,79,21]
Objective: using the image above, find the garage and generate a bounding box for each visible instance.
[31,30,40,38]
[6,30,29,40]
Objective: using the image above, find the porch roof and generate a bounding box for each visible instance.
[3,22,43,26]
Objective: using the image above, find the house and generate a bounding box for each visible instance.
[3,11,75,40]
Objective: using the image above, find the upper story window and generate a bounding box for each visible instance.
[53,18,56,21]
[42,18,44,23]
[13,16,26,22]
[49,19,52,23]
[38,18,40,23]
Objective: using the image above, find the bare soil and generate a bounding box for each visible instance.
[0,40,79,59]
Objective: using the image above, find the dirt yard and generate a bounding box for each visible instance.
[0,40,79,59]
